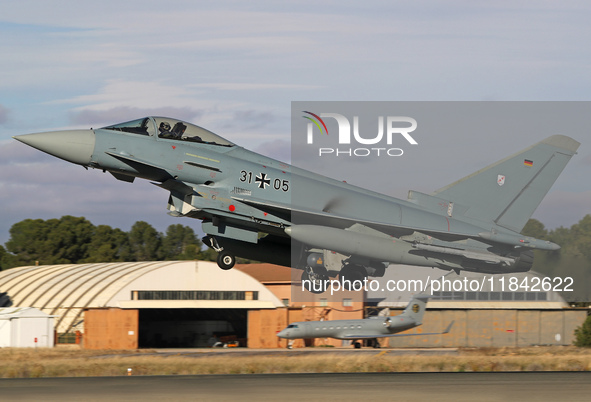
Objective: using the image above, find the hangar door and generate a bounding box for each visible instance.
[138,308,247,348]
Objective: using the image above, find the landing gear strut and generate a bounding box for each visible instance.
[205,235,236,271]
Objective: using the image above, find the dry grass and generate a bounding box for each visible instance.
[0,347,589,378]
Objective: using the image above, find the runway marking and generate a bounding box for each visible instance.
[376,350,390,358]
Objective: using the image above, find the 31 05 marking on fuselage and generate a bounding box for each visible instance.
[240,170,289,192]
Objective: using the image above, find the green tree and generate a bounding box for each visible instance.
[82,225,131,263]
[45,216,95,264]
[197,246,218,262]
[521,218,548,239]
[0,245,6,271]
[521,216,591,302]
[4,216,95,266]
[574,314,591,347]
[128,221,162,261]
[5,218,52,266]
[574,215,591,261]
[161,224,201,260]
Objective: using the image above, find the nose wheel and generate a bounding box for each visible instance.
[217,250,236,270]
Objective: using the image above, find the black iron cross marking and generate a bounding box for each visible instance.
[255,172,270,189]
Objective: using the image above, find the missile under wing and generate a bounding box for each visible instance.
[13,116,580,293]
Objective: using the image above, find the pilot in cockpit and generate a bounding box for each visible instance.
[158,121,172,138]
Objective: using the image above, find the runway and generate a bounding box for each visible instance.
[1,372,590,401]
[148,347,460,358]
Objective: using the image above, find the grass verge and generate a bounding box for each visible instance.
[0,346,589,378]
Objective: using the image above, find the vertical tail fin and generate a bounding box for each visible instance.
[432,135,580,233]
[400,295,429,325]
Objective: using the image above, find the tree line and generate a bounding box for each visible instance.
[1,215,590,302]
[0,216,218,270]
[521,215,591,302]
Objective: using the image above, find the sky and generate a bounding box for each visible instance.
[1,1,591,246]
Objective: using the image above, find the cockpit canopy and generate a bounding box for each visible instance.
[102,116,234,147]
[286,324,299,329]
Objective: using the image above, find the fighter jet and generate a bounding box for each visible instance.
[13,116,579,293]
[277,296,453,348]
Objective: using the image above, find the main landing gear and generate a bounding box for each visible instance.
[339,263,367,290]
[300,255,372,294]
[301,266,329,294]
[300,252,329,294]
[352,339,380,349]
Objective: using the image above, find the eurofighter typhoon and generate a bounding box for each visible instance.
[13,116,580,293]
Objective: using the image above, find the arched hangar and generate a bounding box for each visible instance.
[0,261,283,348]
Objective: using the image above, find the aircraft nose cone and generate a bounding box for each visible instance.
[13,130,95,166]
[277,330,287,339]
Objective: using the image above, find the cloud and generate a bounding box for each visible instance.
[254,139,291,163]
[0,140,43,165]
[2,1,591,245]
[0,140,175,245]
[53,81,275,136]
[69,107,204,127]
[191,83,321,91]
[532,190,591,229]
[0,105,10,125]
[52,80,201,110]
[220,109,278,131]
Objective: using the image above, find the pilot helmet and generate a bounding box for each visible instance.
[159,121,171,132]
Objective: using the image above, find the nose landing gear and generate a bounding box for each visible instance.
[217,250,236,270]
[205,235,237,271]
